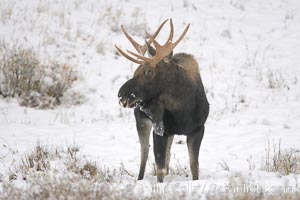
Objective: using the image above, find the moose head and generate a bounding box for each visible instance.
[116,19,190,109]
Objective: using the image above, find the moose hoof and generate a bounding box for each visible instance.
[156,168,166,182]
[157,177,164,183]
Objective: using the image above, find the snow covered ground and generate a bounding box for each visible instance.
[0,0,300,198]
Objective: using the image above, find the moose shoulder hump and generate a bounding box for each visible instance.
[172,53,200,83]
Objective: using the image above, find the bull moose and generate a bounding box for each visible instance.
[116,19,209,182]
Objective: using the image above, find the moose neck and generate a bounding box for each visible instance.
[156,61,175,91]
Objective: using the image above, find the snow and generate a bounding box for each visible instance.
[0,0,300,197]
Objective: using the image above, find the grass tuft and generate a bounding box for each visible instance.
[262,139,300,175]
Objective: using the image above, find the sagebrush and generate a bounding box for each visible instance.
[0,42,78,109]
[8,142,118,183]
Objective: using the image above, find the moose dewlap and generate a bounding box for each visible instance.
[116,19,209,182]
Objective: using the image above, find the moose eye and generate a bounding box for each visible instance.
[145,69,153,78]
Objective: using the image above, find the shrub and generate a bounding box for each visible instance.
[20,142,50,175]
[8,141,118,183]
[0,42,78,109]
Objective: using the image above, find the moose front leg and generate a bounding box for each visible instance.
[166,135,174,175]
[134,108,152,180]
[153,133,170,182]
[141,100,165,136]
[186,126,205,180]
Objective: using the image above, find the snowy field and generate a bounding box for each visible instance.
[0,0,300,199]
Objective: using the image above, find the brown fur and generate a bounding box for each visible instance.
[118,52,209,182]
[172,53,200,85]
[117,19,209,182]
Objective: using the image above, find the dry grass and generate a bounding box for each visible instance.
[7,142,119,184]
[262,139,300,175]
[219,160,230,171]
[19,142,50,179]
[1,176,141,200]
[247,155,256,170]
[206,175,300,200]
[1,179,187,200]
[169,155,190,178]
[1,141,300,200]
[2,171,299,200]
[150,155,190,178]
[0,42,79,109]
[80,162,98,178]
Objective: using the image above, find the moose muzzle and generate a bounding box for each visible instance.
[118,79,143,108]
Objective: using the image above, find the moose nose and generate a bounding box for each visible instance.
[118,96,127,107]
[118,93,138,108]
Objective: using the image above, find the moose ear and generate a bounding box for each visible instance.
[145,40,156,57]
[163,51,173,63]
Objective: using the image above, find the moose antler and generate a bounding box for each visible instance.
[115,19,169,65]
[115,19,190,67]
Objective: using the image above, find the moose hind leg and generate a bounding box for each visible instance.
[153,133,169,182]
[134,109,152,180]
[186,126,205,180]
